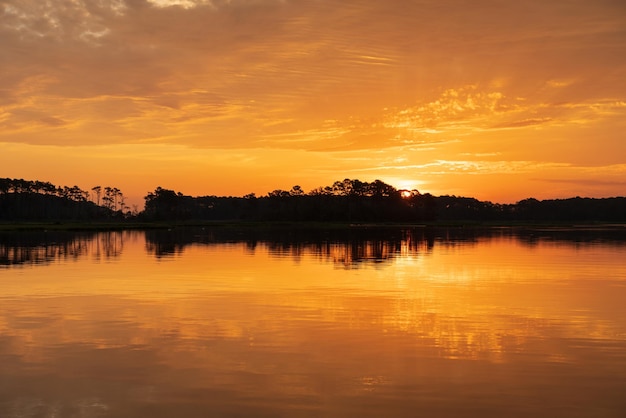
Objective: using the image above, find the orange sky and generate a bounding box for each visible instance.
[1,0,625,205]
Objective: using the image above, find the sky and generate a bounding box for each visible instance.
[1,0,625,205]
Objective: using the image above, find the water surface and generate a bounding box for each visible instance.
[1,227,626,417]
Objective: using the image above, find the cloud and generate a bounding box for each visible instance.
[1,0,625,202]
[538,177,626,188]
[382,87,511,133]
[492,118,553,129]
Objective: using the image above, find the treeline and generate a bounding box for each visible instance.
[1,177,625,223]
[0,178,131,221]
[141,178,626,223]
[141,179,437,222]
[435,195,626,222]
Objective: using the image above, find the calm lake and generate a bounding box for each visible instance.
[1,226,626,417]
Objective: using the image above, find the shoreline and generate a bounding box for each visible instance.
[1,220,625,232]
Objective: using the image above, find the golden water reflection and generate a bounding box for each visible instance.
[1,227,626,417]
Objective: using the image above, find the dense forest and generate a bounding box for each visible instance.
[1,177,625,223]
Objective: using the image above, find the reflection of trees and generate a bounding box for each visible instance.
[145,227,440,265]
[144,229,197,258]
[514,227,626,247]
[6,226,623,268]
[144,226,626,265]
[92,231,127,261]
[315,240,401,267]
[0,231,127,267]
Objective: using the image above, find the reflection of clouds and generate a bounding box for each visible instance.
[9,397,109,418]
[2,228,626,416]
[1,292,623,374]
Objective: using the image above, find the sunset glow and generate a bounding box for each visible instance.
[1,0,625,205]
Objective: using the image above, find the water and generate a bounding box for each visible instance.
[1,226,626,417]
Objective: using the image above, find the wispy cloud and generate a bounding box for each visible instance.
[492,118,553,129]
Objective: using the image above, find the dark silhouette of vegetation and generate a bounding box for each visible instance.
[141,179,437,223]
[141,178,625,223]
[434,195,626,223]
[0,178,131,222]
[1,176,625,224]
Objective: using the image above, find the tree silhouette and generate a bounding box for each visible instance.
[92,186,102,206]
[290,185,304,196]
[2,176,626,224]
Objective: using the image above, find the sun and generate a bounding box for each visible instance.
[392,179,420,193]
[400,189,413,198]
